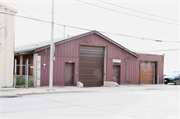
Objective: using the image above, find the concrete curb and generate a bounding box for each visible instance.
[0,88,16,91]
[19,90,97,96]
[0,95,20,98]
[0,90,97,98]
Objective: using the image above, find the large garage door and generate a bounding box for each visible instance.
[140,61,155,84]
[79,45,104,87]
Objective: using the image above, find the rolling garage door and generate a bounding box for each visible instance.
[140,61,155,84]
[79,45,104,86]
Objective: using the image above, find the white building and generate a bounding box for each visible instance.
[0,3,17,87]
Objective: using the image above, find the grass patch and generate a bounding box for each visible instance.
[15,78,33,88]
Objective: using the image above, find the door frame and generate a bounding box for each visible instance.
[139,61,157,84]
[64,62,75,86]
[112,64,121,84]
[79,44,105,86]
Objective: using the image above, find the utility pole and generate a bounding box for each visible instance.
[49,0,54,91]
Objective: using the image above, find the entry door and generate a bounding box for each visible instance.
[65,63,74,86]
[113,65,120,84]
[140,61,154,84]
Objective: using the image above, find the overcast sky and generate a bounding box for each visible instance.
[2,0,180,74]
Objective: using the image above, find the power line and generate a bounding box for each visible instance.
[98,30,180,43]
[98,0,180,22]
[136,49,180,52]
[77,0,180,26]
[10,4,179,35]
[0,11,180,43]
[6,0,69,36]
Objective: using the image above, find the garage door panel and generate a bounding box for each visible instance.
[80,80,103,83]
[79,74,103,77]
[80,79,103,82]
[79,52,104,55]
[146,71,153,73]
[79,64,103,67]
[145,79,153,81]
[140,71,153,73]
[80,58,103,61]
[140,80,153,84]
[79,45,104,87]
[140,61,154,84]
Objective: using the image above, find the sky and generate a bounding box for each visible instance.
[1,0,180,74]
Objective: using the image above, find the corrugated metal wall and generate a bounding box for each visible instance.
[157,61,164,84]
[37,33,164,86]
[138,54,162,61]
[38,34,140,86]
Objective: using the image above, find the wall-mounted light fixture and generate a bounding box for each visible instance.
[43,63,46,68]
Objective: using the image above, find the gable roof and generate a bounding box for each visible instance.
[15,35,77,54]
[15,31,139,57]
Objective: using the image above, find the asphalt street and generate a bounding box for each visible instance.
[0,85,180,119]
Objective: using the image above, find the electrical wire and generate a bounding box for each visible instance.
[98,30,180,43]
[98,0,180,22]
[0,11,180,43]
[77,0,179,26]
[9,4,179,35]
[6,0,69,36]
[136,49,180,52]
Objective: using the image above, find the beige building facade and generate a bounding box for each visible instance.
[0,3,17,87]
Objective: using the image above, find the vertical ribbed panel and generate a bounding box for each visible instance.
[138,54,163,61]
[37,33,163,86]
[157,61,164,84]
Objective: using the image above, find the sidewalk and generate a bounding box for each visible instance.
[0,84,178,98]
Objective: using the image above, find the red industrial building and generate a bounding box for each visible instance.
[15,31,164,87]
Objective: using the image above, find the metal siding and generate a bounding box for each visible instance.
[138,54,163,61]
[106,59,111,81]
[120,60,126,84]
[40,55,50,86]
[53,56,58,86]
[108,60,112,82]
[37,34,141,86]
[157,61,164,84]
[46,56,50,86]
[40,56,43,86]
[126,60,139,84]
[57,57,60,85]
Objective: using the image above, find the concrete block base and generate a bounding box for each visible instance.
[104,81,119,87]
[37,79,40,87]
[77,81,83,88]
